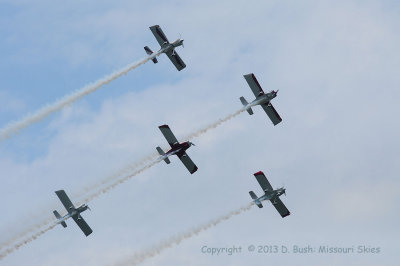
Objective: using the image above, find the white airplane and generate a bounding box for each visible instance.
[249,171,290,218]
[240,73,282,125]
[144,25,186,71]
[53,190,92,236]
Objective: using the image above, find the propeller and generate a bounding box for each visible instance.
[87,206,91,211]
[179,33,184,48]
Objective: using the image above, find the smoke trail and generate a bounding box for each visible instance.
[184,107,245,140]
[0,153,157,252]
[0,51,163,141]
[120,202,254,266]
[78,158,162,205]
[0,215,54,251]
[0,154,162,256]
[0,221,58,260]
[0,108,245,257]
[78,108,247,204]
[76,151,160,198]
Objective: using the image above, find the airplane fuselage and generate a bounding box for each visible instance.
[160,39,184,54]
[158,141,192,162]
[166,141,191,156]
[56,204,89,224]
[249,91,277,107]
[255,188,285,204]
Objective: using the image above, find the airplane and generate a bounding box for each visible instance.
[53,190,93,236]
[249,171,290,218]
[144,25,186,71]
[239,73,282,126]
[156,124,198,174]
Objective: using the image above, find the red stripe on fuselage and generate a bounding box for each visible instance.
[167,141,190,154]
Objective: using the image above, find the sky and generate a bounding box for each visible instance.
[0,0,399,265]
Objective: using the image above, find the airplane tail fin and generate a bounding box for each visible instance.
[156,147,171,164]
[144,46,158,64]
[249,191,263,208]
[53,210,67,228]
[240,97,253,115]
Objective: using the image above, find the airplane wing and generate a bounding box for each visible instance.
[150,25,169,46]
[244,73,265,97]
[72,216,93,236]
[177,152,198,174]
[165,51,186,71]
[254,171,273,192]
[261,103,282,126]
[159,125,179,147]
[271,197,290,218]
[55,190,75,214]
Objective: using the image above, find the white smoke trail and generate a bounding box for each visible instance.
[0,214,55,251]
[77,158,162,205]
[184,107,245,140]
[0,153,157,251]
[119,202,254,266]
[0,108,245,258]
[0,221,58,260]
[0,51,163,141]
[0,153,160,254]
[78,108,247,203]
[75,151,160,199]
[0,155,162,258]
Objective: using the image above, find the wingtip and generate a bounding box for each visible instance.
[159,124,169,129]
[254,171,264,176]
[190,166,198,174]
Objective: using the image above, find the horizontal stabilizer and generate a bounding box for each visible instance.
[249,191,263,208]
[240,97,253,115]
[156,146,170,164]
[144,46,158,64]
[53,210,67,228]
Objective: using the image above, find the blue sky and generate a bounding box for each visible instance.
[0,0,399,265]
